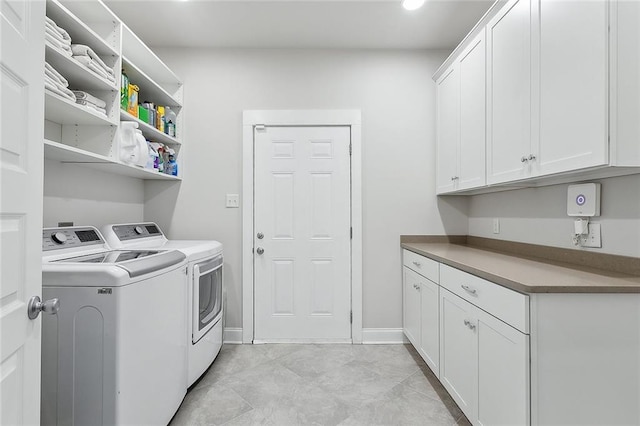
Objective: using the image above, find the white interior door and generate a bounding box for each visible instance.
[1,0,45,424]
[254,126,351,342]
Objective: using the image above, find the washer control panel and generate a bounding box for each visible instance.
[111,223,164,241]
[43,227,104,251]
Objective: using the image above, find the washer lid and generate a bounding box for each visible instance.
[53,250,186,278]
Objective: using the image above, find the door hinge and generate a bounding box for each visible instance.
[350,310,353,324]
[350,227,353,239]
[349,143,352,155]
[255,124,266,132]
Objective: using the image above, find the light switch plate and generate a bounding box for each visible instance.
[226,194,239,208]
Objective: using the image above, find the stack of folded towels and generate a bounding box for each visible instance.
[44,62,75,102]
[45,17,72,56]
[73,90,107,116]
[71,44,115,84]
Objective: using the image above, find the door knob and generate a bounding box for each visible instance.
[27,296,60,320]
[256,247,265,255]
[257,232,264,239]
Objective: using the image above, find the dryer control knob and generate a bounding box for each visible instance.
[51,232,67,244]
[134,226,144,235]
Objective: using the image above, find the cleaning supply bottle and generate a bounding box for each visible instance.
[164,107,177,137]
[156,106,165,133]
[166,154,178,176]
[127,84,139,117]
[121,69,129,110]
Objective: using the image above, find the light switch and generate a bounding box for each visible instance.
[492,218,500,234]
[226,194,239,208]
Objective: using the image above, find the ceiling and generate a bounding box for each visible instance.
[103,0,494,50]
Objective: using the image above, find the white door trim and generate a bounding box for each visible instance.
[242,110,362,344]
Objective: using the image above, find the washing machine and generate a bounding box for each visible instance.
[41,226,188,426]
[101,223,224,387]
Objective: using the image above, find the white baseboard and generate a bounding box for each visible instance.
[223,327,243,344]
[361,328,409,344]
[225,327,408,345]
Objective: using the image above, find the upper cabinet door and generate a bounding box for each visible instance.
[487,0,532,185]
[436,65,460,194]
[458,30,487,190]
[533,0,609,176]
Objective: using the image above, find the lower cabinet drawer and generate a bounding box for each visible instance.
[440,264,529,333]
[403,249,439,283]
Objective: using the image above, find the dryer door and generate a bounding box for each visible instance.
[193,255,223,343]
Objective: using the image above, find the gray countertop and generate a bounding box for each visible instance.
[401,242,640,294]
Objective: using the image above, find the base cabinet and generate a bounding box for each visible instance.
[476,305,529,426]
[439,289,477,419]
[402,250,440,377]
[403,267,421,347]
[440,289,529,425]
[418,277,440,375]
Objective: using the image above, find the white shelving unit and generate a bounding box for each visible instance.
[45,44,117,92]
[120,110,181,147]
[45,92,116,126]
[45,140,181,181]
[43,0,184,181]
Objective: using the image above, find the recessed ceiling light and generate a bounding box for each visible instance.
[402,0,425,11]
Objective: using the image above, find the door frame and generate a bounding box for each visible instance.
[242,110,362,344]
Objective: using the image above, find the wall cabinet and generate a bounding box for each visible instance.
[436,30,486,194]
[435,0,640,194]
[486,0,531,185]
[533,0,609,178]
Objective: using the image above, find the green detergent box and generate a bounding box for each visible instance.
[138,105,149,123]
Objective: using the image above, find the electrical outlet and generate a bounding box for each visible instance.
[579,223,602,248]
[226,194,240,208]
[492,218,500,234]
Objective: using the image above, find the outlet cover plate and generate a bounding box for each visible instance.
[580,223,602,248]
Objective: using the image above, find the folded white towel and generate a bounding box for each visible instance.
[44,62,69,88]
[73,55,115,83]
[71,44,114,77]
[45,76,75,102]
[45,20,71,43]
[45,36,72,56]
[45,24,67,44]
[73,91,107,109]
[81,101,107,116]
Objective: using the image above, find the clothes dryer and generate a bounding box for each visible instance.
[101,223,224,386]
[41,226,188,425]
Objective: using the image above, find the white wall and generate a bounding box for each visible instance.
[43,159,144,228]
[467,174,640,257]
[145,48,469,330]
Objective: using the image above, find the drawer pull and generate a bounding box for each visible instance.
[412,261,422,268]
[463,319,476,330]
[461,285,477,295]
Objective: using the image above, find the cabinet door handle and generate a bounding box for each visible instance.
[528,154,536,161]
[521,156,529,163]
[412,261,422,267]
[469,323,476,331]
[463,319,470,326]
[461,285,477,295]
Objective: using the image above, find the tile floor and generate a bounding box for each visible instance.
[170,344,471,426]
